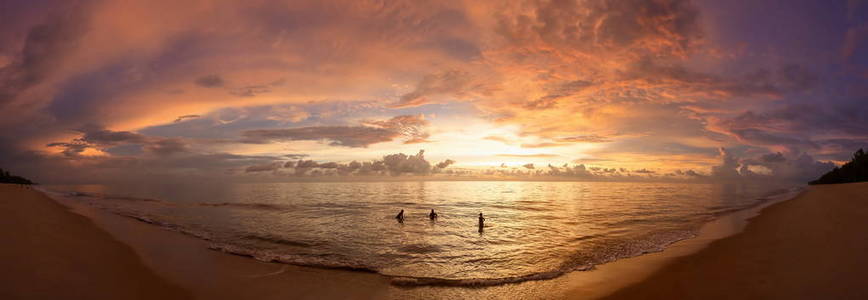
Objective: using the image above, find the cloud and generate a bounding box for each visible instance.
[265,106,309,123]
[434,159,455,169]
[78,125,147,145]
[632,168,656,174]
[496,0,702,57]
[0,2,89,107]
[361,114,430,143]
[710,147,740,179]
[382,150,432,175]
[229,84,272,97]
[46,141,89,157]
[194,75,225,88]
[392,70,473,108]
[0,0,865,184]
[246,162,282,173]
[242,126,396,147]
[555,135,613,143]
[272,150,453,177]
[706,101,868,156]
[705,147,835,182]
[524,80,593,110]
[173,114,201,123]
[497,153,560,158]
[284,153,308,159]
[242,114,429,147]
[572,158,612,164]
[483,136,512,143]
[145,138,188,156]
[520,142,564,148]
[46,125,190,157]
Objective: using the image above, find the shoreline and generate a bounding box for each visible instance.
[0,184,190,299]
[600,182,868,299]
[35,183,805,299]
[46,187,392,300]
[6,182,859,299]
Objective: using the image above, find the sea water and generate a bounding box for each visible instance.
[44,181,799,286]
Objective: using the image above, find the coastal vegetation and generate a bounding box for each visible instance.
[809,149,868,185]
[0,168,34,185]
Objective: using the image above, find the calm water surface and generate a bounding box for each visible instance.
[46,181,797,286]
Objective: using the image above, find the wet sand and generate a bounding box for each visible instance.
[601,182,868,299]
[0,184,190,299]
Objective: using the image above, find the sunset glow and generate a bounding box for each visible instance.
[1,0,866,183]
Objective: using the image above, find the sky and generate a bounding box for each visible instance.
[0,0,867,184]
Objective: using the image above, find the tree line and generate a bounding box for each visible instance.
[809,149,868,185]
[0,168,34,185]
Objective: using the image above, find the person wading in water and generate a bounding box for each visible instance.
[395,209,405,223]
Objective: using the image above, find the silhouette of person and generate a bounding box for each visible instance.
[429,209,438,220]
[478,212,485,232]
[396,209,405,223]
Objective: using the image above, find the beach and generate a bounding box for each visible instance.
[601,182,868,299]
[0,184,189,299]
[2,182,867,299]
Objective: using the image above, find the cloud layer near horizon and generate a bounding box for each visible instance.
[0,0,866,184]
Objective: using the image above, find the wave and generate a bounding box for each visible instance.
[62,191,168,204]
[397,243,443,254]
[113,211,214,241]
[46,184,807,288]
[196,202,285,211]
[211,240,595,288]
[708,186,804,218]
[389,265,594,287]
[58,189,284,211]
[242,234,321,248]
[207,243,379,273]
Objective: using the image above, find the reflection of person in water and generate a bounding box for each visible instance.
[429,209,438,220]
[478,212,485,232]
[396,209,405,223]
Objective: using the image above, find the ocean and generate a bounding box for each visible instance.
[44,181,800,286]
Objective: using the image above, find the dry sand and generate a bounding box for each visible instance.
[601,182,868,299]
[0,184,190,299]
